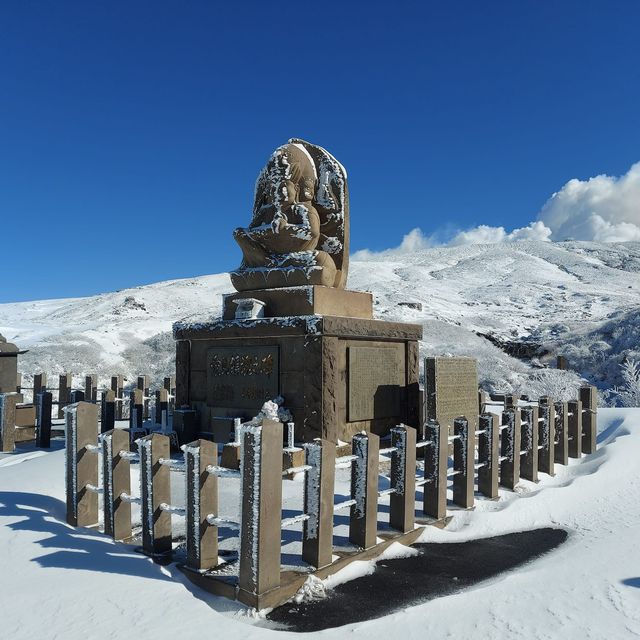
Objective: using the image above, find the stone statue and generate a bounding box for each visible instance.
[231,138,349,291]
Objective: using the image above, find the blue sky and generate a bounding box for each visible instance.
[1,1,639,302]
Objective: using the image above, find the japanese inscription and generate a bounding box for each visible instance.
[206,346,279,409]
[425,357,478,432]
[348,346,403,422]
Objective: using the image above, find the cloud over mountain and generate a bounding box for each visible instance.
[353,161,640,259]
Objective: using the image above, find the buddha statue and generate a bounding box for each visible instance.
[231,138,349,292]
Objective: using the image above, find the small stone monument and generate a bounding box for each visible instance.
[0,333,25,393]
[425,356,479,435]
[173,139,422,443]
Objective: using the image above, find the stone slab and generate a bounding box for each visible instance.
[425,357,479,434]
[348,346,402,421]
[223,286,373,320]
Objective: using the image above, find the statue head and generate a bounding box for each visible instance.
[255,142,318,216]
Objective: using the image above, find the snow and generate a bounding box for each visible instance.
[1,241,638,398]
[1,409,639,638]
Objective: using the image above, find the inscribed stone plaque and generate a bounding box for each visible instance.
[206,346,279,409]
[425,357,478,432]
[348,346,402,422]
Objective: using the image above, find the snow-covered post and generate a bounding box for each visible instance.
[452,417,474,508]
[554,401,569,465]
[580,385,597,454]
[129,389,143,431]
[137,375,150,420]
[302,438,336,568]
[101,390,116,433]
[155,388,169,427]
[499,408,521,490]
[477,413,499,498]
[111,375,124,420]
[84,374,98,404]
[0,393,18,453]
[478,389,489,414]
[102,428,132,540]
[58,373,72,419]
[238,419,283,603]
[538,397,555,476]
[423,419,447,520]
[349,432,379,549]
[139,433,172,556]
[389,424,416,532]
[520,406,539,482]
[185,439,218,572]
[65,402,100,527]
[33,373,47,405]
[567,399,582,458]
[505,394,518,409]
[35,391,53,448]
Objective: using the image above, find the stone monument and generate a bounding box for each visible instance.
[425,356,479,435]
[173,139,422,444]
[0,333,24,393]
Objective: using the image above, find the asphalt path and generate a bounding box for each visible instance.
[268,528,568,632]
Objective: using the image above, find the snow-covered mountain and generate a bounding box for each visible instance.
[1,241,638,399]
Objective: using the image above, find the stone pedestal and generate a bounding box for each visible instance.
[173,315,422,443]
[223,286,373,321]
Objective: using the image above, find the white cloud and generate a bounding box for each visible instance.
[449,221,552,246]
[352,221,551,260]
[538,162,640,242]
[352,161,640,260]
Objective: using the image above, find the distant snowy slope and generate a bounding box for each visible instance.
[0,241,638,397]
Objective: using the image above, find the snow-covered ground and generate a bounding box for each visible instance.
[1,408,639,638]
[1,240,639,398]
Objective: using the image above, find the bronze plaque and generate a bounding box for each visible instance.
[206,346,279,409]
[425,357,478,431]
[348,346,403,422]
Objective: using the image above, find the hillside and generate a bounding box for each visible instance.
[1,240,638,399]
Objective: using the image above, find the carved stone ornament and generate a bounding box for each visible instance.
[231,138,349,291]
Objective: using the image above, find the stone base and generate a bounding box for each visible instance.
[222,286,373,321]
[230,265,334,292]
[220,443,241,470]
[173,315,422,444]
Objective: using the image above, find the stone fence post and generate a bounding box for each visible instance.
[185,439,218,572]
[65,402,100,527]
[238,419,283,606]
[349,431,379,549]
[303,438,335,569]
[58,373,72,419]
[111,375,124,420]
[0,393,19,453]
[520,406,539,482]
[538,397,555,475]
[568,399,583,458]
[389,424,417,533]
[580,385,597,454]
[85,374,98,404]
[139,433,171,556]
[554,401,569,465]
[500,408,521,490]
[452,417,474,508]
[102,428,132,541]
[129,389,143,431]
[477,413,499,498]
[36,391,53,448]
[101,390,116,433]
[423,419,447,520]
[33,373,47,405]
